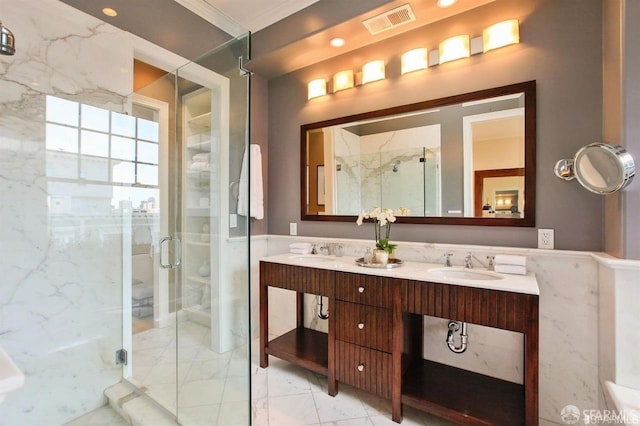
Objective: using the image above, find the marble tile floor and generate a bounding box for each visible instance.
[253,356,456,426]
[66,404,130,426]
[127,319,251,425]
[68,321,454,425]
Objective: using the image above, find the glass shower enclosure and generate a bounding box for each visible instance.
[0,1,249,425]
[120,38,251,424]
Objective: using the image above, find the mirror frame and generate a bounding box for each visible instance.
[300,80,536,227]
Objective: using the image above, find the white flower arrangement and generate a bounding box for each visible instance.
[356,207,410,253]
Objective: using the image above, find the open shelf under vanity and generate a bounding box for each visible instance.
[402,357,524,424]
[265,327,329,376]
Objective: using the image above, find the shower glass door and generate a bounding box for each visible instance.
[123,34,250,425]
[123,69,180,414]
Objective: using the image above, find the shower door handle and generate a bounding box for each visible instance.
[159,236,182,269]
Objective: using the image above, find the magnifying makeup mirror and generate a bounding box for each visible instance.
[554,143,635,194]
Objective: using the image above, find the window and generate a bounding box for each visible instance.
[45,95,160,187]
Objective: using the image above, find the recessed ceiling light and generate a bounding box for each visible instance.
[102,7,118,17]
[437,0,457,7]
[330,37,346,48]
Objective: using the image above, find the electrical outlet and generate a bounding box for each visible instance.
[538,229,554,249]
[289,222,297,236]
[229,214,237,228]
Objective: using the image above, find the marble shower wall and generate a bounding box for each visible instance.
[0,0,133,425]
[259,235,615,425]
[332,125,441,215]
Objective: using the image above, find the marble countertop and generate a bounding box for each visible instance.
[261,253,540,295]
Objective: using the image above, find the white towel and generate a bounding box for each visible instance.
[495,264,527,275]
[238,144,264,220]
[290,243,311,250]
[494,254,527,267]
[192,153,210,163]
[189,162,210,171]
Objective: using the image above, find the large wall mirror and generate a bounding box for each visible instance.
[301,80,536,226]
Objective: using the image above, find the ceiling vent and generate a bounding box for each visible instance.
[362,4,416,35]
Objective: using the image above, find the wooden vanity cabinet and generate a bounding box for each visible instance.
[260,261,539,425]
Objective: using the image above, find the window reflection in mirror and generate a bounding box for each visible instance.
[301,81,535,227]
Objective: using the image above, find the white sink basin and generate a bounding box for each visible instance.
[288,254,335,262]
[428,267,503,281]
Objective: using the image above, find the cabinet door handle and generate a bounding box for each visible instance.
[358,286,365,293]
[357,364,365,372]
[357,322,365,330]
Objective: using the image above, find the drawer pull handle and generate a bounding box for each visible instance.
[357,364,365,372]
[357,322,365,330]
[358,286,365,293]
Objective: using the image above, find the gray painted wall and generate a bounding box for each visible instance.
[250,73,269,236]
[263,0,604,251]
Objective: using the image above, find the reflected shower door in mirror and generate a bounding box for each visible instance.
[301,81,535,226]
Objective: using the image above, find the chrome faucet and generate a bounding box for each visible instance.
[486,255,495,271]
[464,252,473,269]
[318,243,330,255]
[444,252,453,267]
[464,253,494,270]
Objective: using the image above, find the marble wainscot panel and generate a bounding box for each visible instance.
[0,0,133,425]
[598,256,640,397]
[216,236,252,353]
[261,235,602,424]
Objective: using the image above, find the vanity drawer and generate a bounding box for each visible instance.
[336,340,392,399]
[260,261,334,297]
[335,272,395,308]
[335,301,392,352]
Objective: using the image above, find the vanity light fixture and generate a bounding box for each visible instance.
[483,19,520,52]
[361,60,385,84]
[438,35,470,64]
[401,48,428,74]
[305,19,520,100]
[307,78,327,99]
[332,70,355,92]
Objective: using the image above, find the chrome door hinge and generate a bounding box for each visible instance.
[115,348,128,365]
[239,56,252,76]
